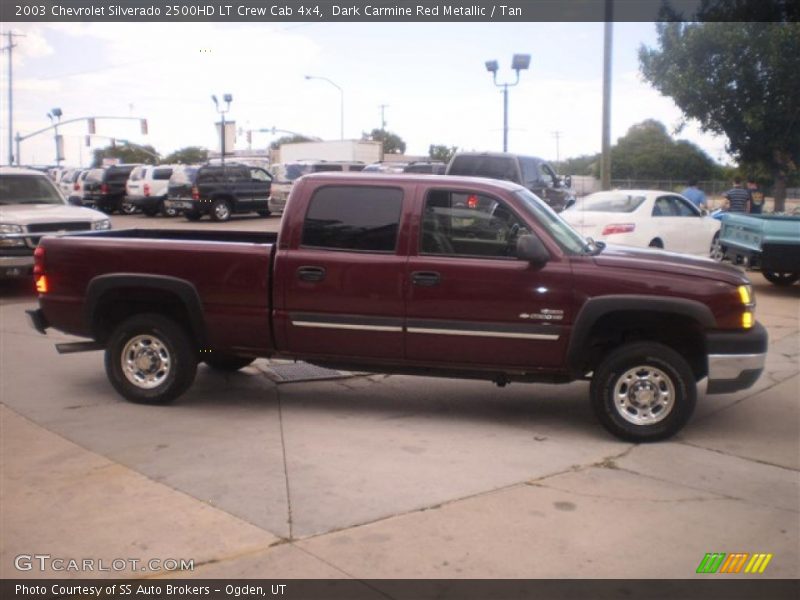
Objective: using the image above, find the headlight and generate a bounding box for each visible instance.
[92,219,112,231]
[0,223,26,247]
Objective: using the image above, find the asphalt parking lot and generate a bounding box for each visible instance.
[1,212,798,581]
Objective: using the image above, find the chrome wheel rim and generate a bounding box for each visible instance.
[121,334,171,389]
[710,235,724,261]
[613,365,675,425]
[214,202,230,220]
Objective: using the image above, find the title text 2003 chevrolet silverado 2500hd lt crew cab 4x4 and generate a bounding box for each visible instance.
[27,173,767,441]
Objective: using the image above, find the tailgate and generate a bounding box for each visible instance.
[720,214,765,253]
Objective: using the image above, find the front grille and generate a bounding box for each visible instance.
[27,222,92,233]
[25,222,92,248]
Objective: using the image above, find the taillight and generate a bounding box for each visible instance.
[100,183,109,194]
[144,183,151,197]
[73,182,80,191]
[33,247,49,294]
[601,223,636,235]
[191,186,199,200]
[467,194,479,209]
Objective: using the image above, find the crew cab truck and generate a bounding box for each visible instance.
[27,174,767,442]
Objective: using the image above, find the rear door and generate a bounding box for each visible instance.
[405,185,573,369]
[276,183,409,360]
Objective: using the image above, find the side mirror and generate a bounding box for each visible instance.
[516,234,549,266]
[563,175,572,188]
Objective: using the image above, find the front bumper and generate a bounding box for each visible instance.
[706,322,768,394]
[0,254,34,278]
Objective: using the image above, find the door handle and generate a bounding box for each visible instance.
[297,266,326,282]
[411,271,441,287]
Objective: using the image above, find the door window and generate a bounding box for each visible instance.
[302,186,403,252]
[250,168,272,182]
[420,190,529,259]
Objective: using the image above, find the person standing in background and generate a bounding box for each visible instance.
[747,177,765,214]
[723,177,751,213]
[682,179,707,210]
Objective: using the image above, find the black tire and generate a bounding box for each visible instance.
[105,313,198,404]
[142,207,159,217]
[763,271,799,286]
[648,239,664,249]
[590,342,696,442]
[210,199,232,222]
[257,210,271,218]
[121,202,137,215]
[709,232,725,262]
[205,355,255,372]
[161,201,178,217]
[185,210,202,221]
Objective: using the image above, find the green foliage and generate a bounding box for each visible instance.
[428,144,458,163]
[363,128,406,155]
[161,146,208,165]
[639,17,800,209]
[558,154,600,177]
[91,144,159,167]
[269,135,315,150]
[610,120,720,181]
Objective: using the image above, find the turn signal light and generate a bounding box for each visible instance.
[602,223,636,235]
[35,275,49,294]
[191,186,199,200]
[737,285,753,305]
[742,311,753,329]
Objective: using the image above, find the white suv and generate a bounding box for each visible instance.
[1,167,111,278]
[125,165,177,216]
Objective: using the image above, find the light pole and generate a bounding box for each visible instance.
[305,75,344,140]
[485,54,531,152]
[211,93,233,166]
[47,107,63,166]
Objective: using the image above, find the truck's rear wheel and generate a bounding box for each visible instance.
[105,314,197,404]
[205,355,255,372]
[590,342,696,442]
[763,271,799,286]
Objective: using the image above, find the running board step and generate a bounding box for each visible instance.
[55,342,104,354]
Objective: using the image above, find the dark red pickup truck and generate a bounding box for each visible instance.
[28,173,767,441]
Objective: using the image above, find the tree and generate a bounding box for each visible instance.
[558,154,600,177]
[269,134,315,151]
[91,144,159,167]
[161,146,209,164]
[428,144,458,163]
[640,16,800,210]
[362,128,406,154]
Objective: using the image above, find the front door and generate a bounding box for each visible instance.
[405,187,573,370]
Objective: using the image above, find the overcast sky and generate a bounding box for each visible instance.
[1,21,732,167]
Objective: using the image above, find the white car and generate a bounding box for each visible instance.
[125,165,177,216]
[561,189,722,258]
[0,167,111,278]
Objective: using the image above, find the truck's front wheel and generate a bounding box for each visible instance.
[105,314,198,404]
[763,271,799,286]
[590,342,696,442]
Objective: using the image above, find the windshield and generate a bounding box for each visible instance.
[0,174,65,205]
[513,189,590,255]
[284,164,313,181]
[570,192,646,213]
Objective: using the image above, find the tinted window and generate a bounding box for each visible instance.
[86,169,104,181]
[153,168,173,180]
[170,167,198,185]
[250,168,272,182]
[107,167,135,182]
[421,190,528,258]
[302,186,403,252]
[197,168,222,183]
[311,164,344,173]
[448,155,519,182]
[519,158,539,187]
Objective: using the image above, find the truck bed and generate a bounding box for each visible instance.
[37,229,277,355]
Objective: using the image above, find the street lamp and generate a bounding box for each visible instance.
[47,107,63,166]
[485,53,531,152]
[211,93,233,165]
[305,75,344,140]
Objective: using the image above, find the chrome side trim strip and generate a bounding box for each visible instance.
[292,321,403,333]
[407,327,559,341]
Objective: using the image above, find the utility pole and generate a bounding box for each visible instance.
[2,31,25,165]
[551,130,562,172]
[379,104,389,131]
[600,0,614,191]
